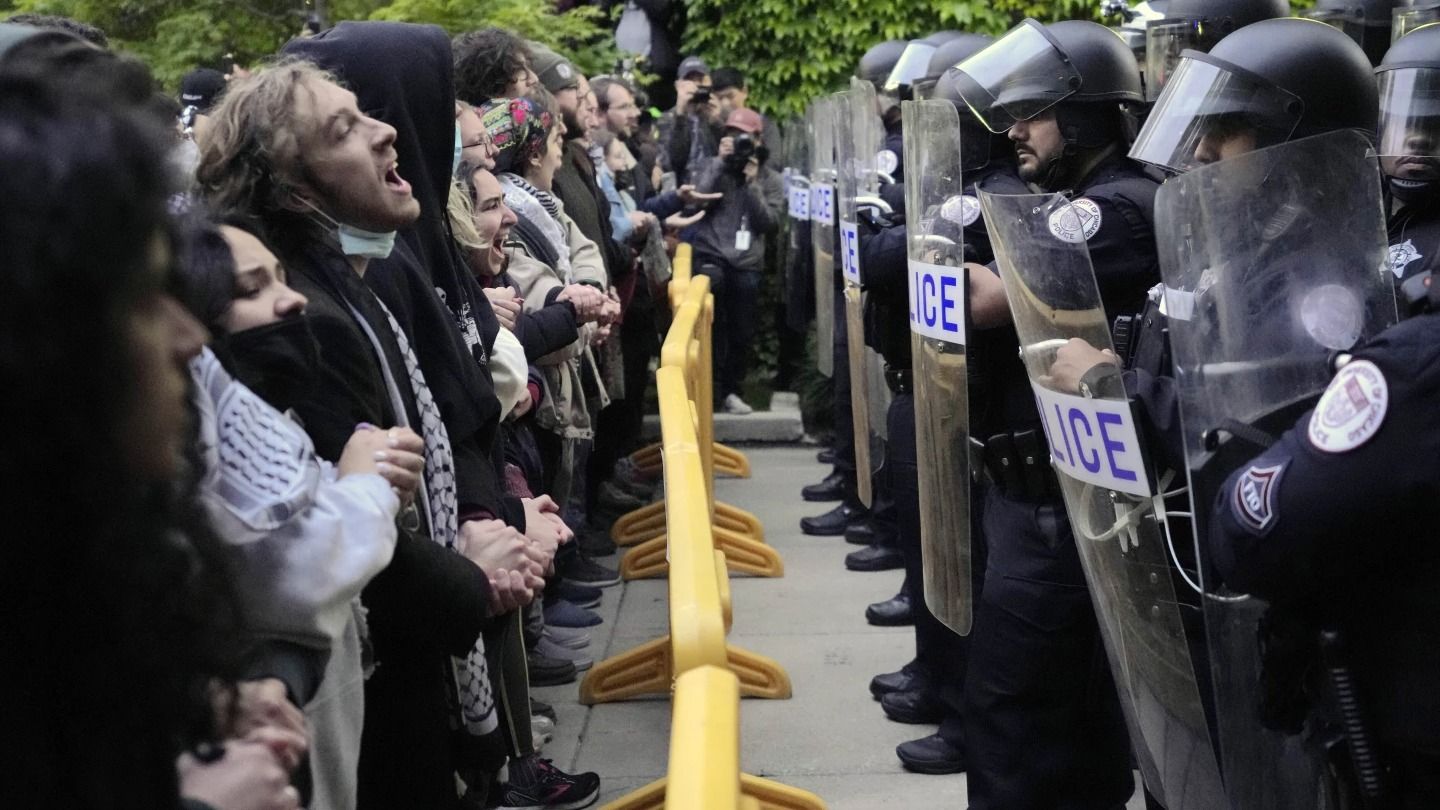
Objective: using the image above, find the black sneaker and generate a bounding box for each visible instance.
[526,650,577,687]
[554,578,603,608]
[559,554,621,587]
[576,529,617,558]
[494,757,600,809]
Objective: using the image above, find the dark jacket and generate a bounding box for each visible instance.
[689,156,784,272]
[282,23,507,810]
[285,243,493,810]
[285,22,524,529]
[554,139,628,285]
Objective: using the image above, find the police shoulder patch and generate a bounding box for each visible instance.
[940,194,981,227]
[1232,460,1287,535]
[1048,197,1103,244]
[1307,359,1389,453]
[1388,238,1422,278]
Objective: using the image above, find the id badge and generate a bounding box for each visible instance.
[735,229,752,251]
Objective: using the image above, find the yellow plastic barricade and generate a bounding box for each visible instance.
[617,276,776,580]
[599,667,824,810]
[582,366,787,704]
[612,246,753,548]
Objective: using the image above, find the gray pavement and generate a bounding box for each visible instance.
[536,445,1146,809]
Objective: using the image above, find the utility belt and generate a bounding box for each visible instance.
[884,366,912,395]
[968,429,1060,502]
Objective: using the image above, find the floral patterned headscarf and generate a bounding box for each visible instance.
[479,97,555,174]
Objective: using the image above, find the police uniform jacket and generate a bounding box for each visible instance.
[1211,311,1440,770]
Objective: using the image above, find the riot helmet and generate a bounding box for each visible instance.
[932,49,1013,172]
[1106,0,1173,77]
[884,31,963,98]
[913,33,999,99]
[1376,23,1440,202]
[1144,0,1290,100]
[953,20,1143,187]
[1394,0,1440,41]
[1304,0,1404,64]
[856,40,909,87]
[1130,18,1377,173]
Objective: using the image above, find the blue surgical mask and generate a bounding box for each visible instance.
[297,196,398,260]
[337,224,397,259]
[453,122,464,176]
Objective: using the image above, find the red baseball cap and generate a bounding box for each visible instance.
[725,108,764,134]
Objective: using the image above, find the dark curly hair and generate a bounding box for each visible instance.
[0,69,243,808]
[452,27,533,105]
[3,12,109,46]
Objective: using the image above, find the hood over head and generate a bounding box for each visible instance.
[283,21,461,287]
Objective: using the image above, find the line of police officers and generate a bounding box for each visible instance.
[782,3,1440,807]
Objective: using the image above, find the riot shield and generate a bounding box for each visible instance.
[809,96,837,378]
[902,99,972,635]
[1156,130,1396,810]
[979,190,1225,810]
[837,82,874,506]
[850,79,894,448]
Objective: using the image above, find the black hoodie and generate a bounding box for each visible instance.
[285,22,524,529]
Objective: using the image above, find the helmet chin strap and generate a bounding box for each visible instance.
[1389,174,1440,207]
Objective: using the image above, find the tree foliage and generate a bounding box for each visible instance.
[683,0,1104,119]
[8,0,617,89]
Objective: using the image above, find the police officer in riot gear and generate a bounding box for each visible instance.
[858,39,1033,774]
[1051,17,1382,459]
[798,40,909,536]
[1304,0,1405,65]
[911,33,1001,101]
[1142,0,1289,100]
[1377,24,1440,296]
[1207,279,1440,810]
[951,20,1159,807]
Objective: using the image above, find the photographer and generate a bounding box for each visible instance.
[690,108,784,414]
[657,55,722,184]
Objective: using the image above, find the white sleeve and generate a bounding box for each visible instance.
[488,325,530,419]
[191,348,399,646]
[228,473,399,645]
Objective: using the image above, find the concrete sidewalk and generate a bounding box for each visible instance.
[534,445,1145,809]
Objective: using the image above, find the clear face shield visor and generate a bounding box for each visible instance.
[952,21,1082,134]
[1144,18,1225,101]
[1393,6,1440,42]
[1129,53,1303,173]
[1377,66,1440,182]
[884,42,940,93]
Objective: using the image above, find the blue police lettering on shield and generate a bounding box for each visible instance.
[1030,384,1152,498]
[907,260,966,345]
[1232,461,1287,535]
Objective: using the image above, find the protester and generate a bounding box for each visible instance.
[0,45,302,810]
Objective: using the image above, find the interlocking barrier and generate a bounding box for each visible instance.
[585,246,823,810]
[611,247,758,550]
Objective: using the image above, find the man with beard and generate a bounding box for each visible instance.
[950,20,1161,807]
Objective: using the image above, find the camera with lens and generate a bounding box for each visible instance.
[691,87,711,106]
[724,132,759,173]
[732,132,756,160]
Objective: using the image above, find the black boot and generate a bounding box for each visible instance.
[865,592,913,626]
[799,501,866,536]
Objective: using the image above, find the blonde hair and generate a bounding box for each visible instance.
[448,178,484,253]
[195,58,336,235]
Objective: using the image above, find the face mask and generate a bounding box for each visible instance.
[1390,175,1438,206]
[297,196,398,259]
[454,121,464,176]
[224,314,322,413]
[337,224,397,259]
